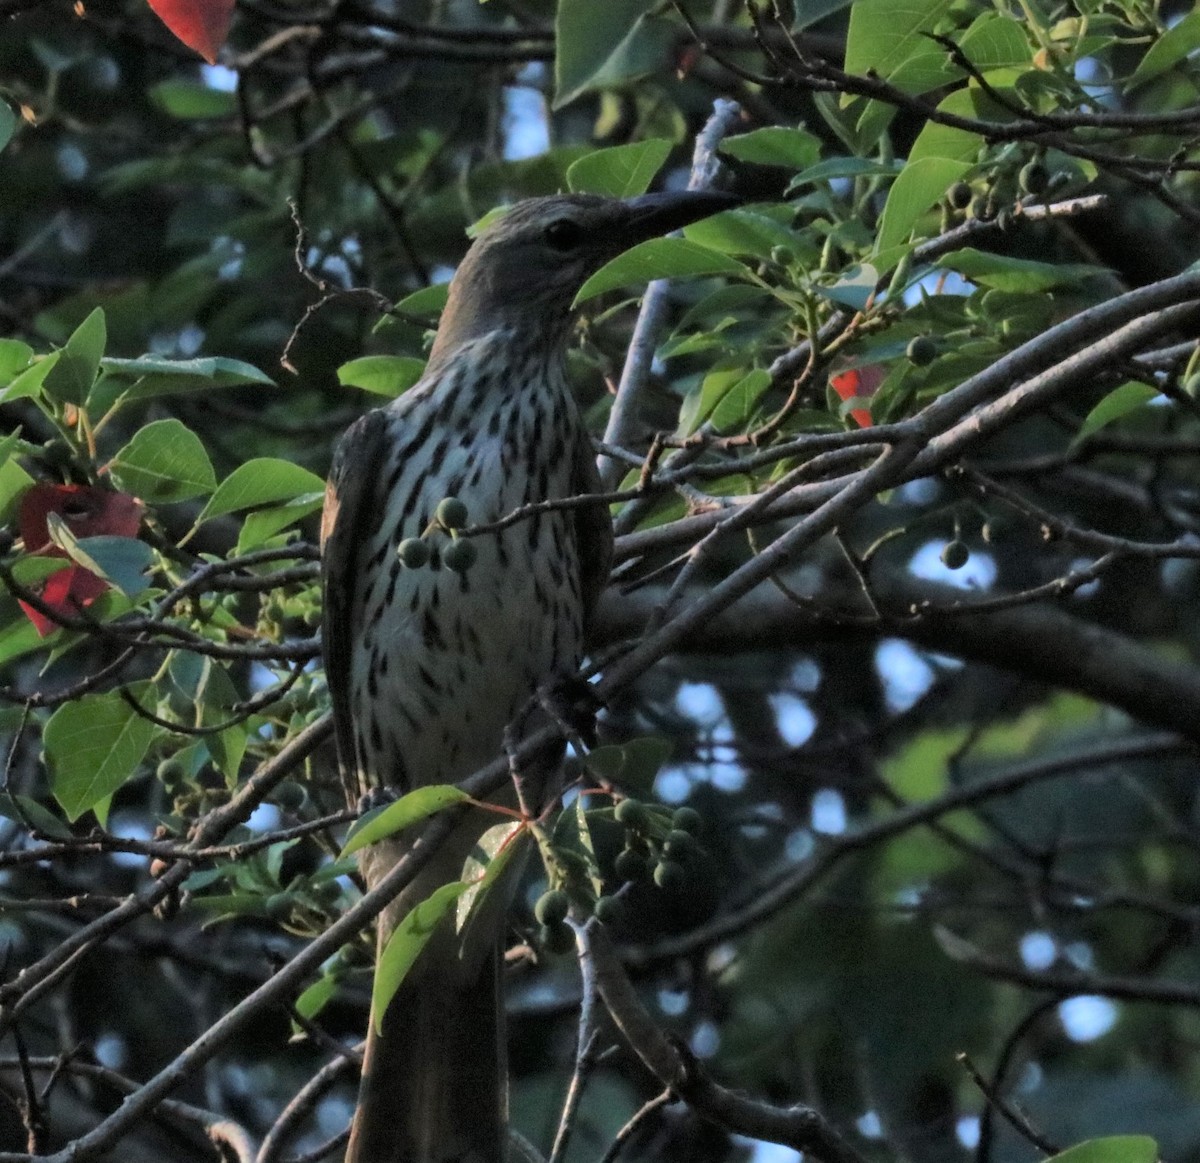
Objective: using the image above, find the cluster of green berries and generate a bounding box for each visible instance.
[531,800,706,953]
[945,155,1065,231]
[396,496,477,574]
[614,800,703,894]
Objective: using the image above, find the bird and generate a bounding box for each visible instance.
[320,188,739,1163]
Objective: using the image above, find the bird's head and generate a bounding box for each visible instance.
[428,190,741,371]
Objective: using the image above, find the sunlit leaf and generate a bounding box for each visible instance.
[109,418,217,503]
[341,785,471,858]
[44,687,160,822]
[575,238,750,305]
[567,138,673,198]
[373,880,470,1029]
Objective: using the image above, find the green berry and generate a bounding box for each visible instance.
[967,194,994,222]
[1018,160,1048,195]
[653,860,687,892]
[443,538,478,573]
[156,758,185,788]
[663,829,695,860]
[534,889,570,926]
[436,496,469,530]
[941,539,970,570]
[397,538,430,568]
[615,848,650,883]
[770,245,795,267]
[671,806,703,835]
[613,798,649,830]
[594,895,625,925]
[274,781,306,812]
[947,180,973,210]
[540,921,576,955]
[906,336,937,367]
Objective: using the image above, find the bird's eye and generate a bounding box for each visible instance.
[543,219,585,251]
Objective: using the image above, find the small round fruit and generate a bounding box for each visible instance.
[594,895,625,925]
[397,538,430,568]
[534,889,570,926]
[947,180,973,210]
[653,860,687,892]
[613,798,649,830]
[906,336,937,367]
[770,245,795,267]
[664,829,695,860]
[443,538,478,573]
[436,496,469,530]
[274,781,306,812]
[1018,160,1048,195]
[540,921,576,955]
[671,806,703,835]
[941,539,970,570]
[156,758,185,788]
[614,848,650,883]
[967,194,994,222]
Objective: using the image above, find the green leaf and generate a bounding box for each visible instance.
[683,209,797,260]
[935,248,1110,292]
[0,353,61,405]
[236,497,323,553]
[787,157,903,192]
[1046,1137,1157,1163]
[575,238,751,305]
[845,0,959,92]
[150,79,237,120]
[341,785,471,858]
[554,0,675,108]
[44,688,159,822]
[394,283,450,318]
[0,100,15,153]
[0,456,34,524]
[813,264,880,311]
[956,11,1031,69]
[455,819,527,937]
[1132,10,1200,86]
[101,355,273,402]
[875,157,972,262]
[45,522,154,597]
[567,138,673,198]
[43,308,105,405]
[0,339,33,385]
[0,793,73,840]
[109,418,217,503]
[586,736,673,795]
[294,975,337,1023]
[373,880,471,1029]
[337,355,426,397]
[710,368,772,432]
[1075,382,1160,444]
[200,459,325,522]
[721,127,822,170]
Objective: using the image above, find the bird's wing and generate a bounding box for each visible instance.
[572,435,613,634]
[320,408,391,792]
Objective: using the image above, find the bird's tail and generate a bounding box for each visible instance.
[346,925,506,1163]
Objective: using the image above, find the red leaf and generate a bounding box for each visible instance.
[146,0,234,63]
[19,483,142,556]
[19,566,109,637]
[16,484,141,636]
[830,365,885,428]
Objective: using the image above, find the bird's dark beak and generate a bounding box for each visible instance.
[615,189,743,247]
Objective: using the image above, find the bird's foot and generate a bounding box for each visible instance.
[539,675,603,752]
